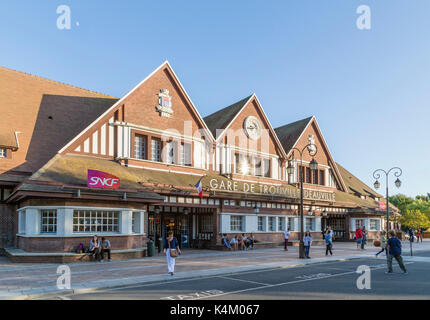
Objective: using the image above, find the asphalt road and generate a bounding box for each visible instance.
[49,252,430,300]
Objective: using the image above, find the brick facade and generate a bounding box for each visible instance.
[0,62,388,260]
[17,234,146,253]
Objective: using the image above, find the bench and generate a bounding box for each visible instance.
[210,241,277,251]
[4,247,147,263]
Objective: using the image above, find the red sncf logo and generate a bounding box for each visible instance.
[87,170,120,189]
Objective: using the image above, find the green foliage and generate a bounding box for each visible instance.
[390,194,430,231]
[388,194,414,214]
[395,210,430,230]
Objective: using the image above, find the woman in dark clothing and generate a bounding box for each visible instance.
[163,231,181,275]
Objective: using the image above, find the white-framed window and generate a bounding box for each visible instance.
[287,217,294,231]
[263,158,270,178]
[230,215,244,232]
[151,139,161,162]
[355,219,364,230]
[278,217,286,231]
[0,148,6,158]
[132,212,142,233]
[134,134,146,159]
[181,143,192,166]
[369,219,380,231]
[41,210,57,233]
[19,211,26,234]
[268,216,276,232]
[258,216,265,231]
[305,217,314,232]
[73,210,119,233]
[166,141,175,164]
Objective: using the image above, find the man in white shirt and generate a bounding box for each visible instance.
[284,228,291,251]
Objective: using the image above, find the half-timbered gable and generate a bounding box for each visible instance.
[204,94,287,181]
[275,116,347,192]
[60,61,214,173]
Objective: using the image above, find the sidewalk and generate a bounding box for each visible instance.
[1,240,429,300]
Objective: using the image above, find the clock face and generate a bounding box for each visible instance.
[243,116,262,140]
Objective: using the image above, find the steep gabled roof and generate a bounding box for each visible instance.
[59,61,215,154]
[204,94,287,159]
[275,116,348,192]
[0,66,117,176]
[274,116,313,153]
[336,162,382,199]
[203,95,253,139]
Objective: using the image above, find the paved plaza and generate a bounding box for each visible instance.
[0,240,429,300]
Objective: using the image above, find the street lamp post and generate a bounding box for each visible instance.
[287,143,318,259]
[372,167,402,240]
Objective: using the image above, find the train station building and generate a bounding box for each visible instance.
[0,62,396,261]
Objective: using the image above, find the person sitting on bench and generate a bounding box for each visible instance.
[101,237,111,262]
[89,235,101,262]
[247,233,255,249]
[222,234,232,250]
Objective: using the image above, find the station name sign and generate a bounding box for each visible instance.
[208,178,335,202]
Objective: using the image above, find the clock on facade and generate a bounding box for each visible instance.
[243,116,262,140]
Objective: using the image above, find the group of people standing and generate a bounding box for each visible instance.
[355,226,368,250]
[408,227,424,243]
[284,227,334,259]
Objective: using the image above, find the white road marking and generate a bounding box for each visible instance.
[217,276,270,286]
[47,260,415,299]
[193,262,415,300]
[402,256,430,263]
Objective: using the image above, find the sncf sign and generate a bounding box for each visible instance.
[87,170,120,189]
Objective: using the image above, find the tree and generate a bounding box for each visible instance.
[388,194,414,214]
[416,194,430,202]
[396,210,430,230]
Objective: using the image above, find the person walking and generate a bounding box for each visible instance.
[386,230,407,274]
[163,231,181,276]
[416,229,421,244]
[355,227,363,249]
[361,226,367,250]
[375,231,387,257]
[325,228,333,256]
[284,228,291,251]
[408,227,414,242]
[303,231,312,258]
[420,228,424,242]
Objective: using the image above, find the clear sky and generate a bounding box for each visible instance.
[0,0,428,197]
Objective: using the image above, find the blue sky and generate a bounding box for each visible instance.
[0,0,428,197]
